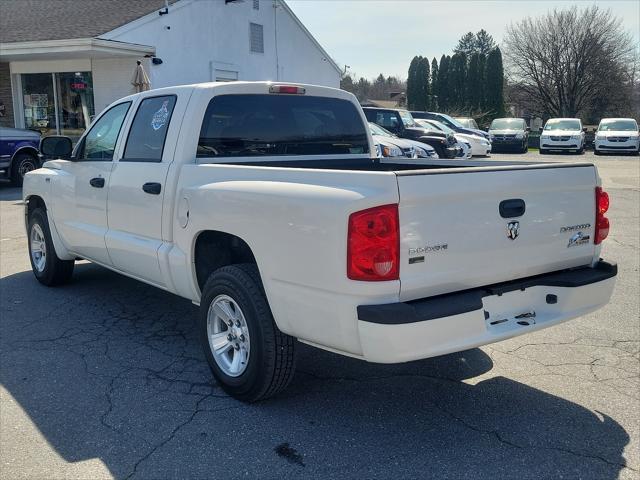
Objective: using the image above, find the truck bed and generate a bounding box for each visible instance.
[210,156,594,173]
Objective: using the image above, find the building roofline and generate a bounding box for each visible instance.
[279,0,342,75]
[0,37,155,59]
[100,0,192,40]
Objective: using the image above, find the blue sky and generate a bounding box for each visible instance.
[287,0,640,79]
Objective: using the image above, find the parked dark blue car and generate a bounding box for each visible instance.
[0,127,41,186]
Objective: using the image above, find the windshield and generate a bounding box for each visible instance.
[426,119,454,134]
[490,118,525,130]
[454,118,477,129]
[598,119,638,132]
[197,94,369,157]
[369,122,394,137]
[399,111,416,127]
[439,113,465,129]
[544,119,581,131]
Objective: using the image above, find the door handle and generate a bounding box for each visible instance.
[142,182,162,195]
[89,177,105,188]
[499,199,526,218]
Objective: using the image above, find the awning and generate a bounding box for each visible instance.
[0,38,155,62]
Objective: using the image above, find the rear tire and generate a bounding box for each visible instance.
[199,264,297,402]
[28,208,74,286]
[11,152,39,187]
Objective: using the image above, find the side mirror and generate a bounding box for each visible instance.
[582,127,588,133]
[538,127,544,133]
[40,136,73,160]
[526,126,531,132]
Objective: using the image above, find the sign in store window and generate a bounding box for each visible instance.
[21,72,95,141]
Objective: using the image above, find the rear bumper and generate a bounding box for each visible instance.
[356,261,616,363]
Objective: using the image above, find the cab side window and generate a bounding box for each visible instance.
[122,95,177,162]
[77,102,131,161]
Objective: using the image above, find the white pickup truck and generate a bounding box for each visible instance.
[24,82,616,402]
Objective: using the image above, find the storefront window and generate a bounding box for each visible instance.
[21,72,95,141]
[22,73,56,137]
[56,72,95,139]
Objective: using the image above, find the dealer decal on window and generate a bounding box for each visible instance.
[151,100,170,131]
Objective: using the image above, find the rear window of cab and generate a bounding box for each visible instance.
[197,94,369,157]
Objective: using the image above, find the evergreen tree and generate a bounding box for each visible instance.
[420,57,431,110]
[437,54,450,111]
[454,32,476,57]
[466,52,482,110]
[431,58,439,110]
[455,30,496,57]
[478,53,487,109]
[449,53,467,110]
[406,56,420,110]
[474,29,496,56]
[485,47,505,117]
[340,74,354,93]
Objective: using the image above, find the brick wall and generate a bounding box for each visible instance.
[0,63,15,128]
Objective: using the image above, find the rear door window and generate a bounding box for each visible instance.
[198,94,369,157]
[123,95,176,162]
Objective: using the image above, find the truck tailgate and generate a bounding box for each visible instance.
[397,164,598,301]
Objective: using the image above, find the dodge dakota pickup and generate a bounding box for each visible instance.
[23,82,616,402]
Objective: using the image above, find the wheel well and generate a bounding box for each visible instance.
[194,231,257,290]
[26,195,46,216]
[12,147,39,162]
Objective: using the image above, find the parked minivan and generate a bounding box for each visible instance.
[594,118,639,155]
[539,118,585,154]
[488,118,529,153]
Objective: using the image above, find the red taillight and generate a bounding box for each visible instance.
[347,204,399,281]
[595,186,610,245]
[269,85,306,94]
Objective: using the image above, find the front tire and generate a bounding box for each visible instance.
[28,208,74,286]
[539,148,548,155]
[199,264,297,402]
[11,152,39,187]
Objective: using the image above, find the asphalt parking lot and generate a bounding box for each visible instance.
[1,151,638,480]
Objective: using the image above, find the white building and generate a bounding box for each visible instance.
[0,0,341,139]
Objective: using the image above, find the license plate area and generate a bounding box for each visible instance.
[482,288,541,334]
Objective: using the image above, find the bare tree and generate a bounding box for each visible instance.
[503,6,637,119]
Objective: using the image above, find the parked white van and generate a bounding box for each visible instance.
[594,118,639,155]
[540,118,585,154]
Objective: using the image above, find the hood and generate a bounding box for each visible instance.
[406,126,446,139]
[468,128,490,139]
[489,129,525,135]
[0,127,41,140]
[372,135,412,150]
[401,138,435,152]
[596,130,639,137]
[456,133,488,143]
[541,129,582,135]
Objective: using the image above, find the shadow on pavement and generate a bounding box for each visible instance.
[0,184,22,202]
[0,263,631,479]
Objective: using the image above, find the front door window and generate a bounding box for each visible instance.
[21,72,95,141]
